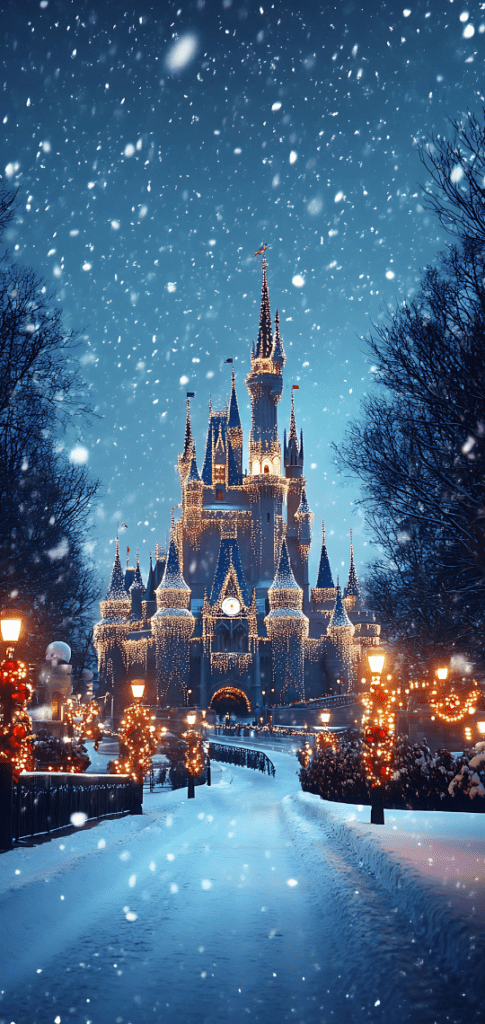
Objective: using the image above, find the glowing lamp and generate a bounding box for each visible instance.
[367,647,385,676]
[186,711,197,726]
[436,667,448,681]
[477,721,485,735]
[131,680,145,700]
[0,611,22,644]
[320,712,331,724]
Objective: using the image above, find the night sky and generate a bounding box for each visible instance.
[2,0,484,598]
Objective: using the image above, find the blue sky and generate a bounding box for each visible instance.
[2,0,484,593]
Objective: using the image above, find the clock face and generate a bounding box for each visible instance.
[221,597,241,617]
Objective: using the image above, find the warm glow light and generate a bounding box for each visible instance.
[477,721,485,735]
[320,712,331,724]
[131,680,145,699]
[0,615,22,643]
[186,711,197,726]
[436,667,448,681]
[367,648,385,676]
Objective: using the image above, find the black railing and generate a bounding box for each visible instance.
[209,742,275,776]
[6,772,142,847]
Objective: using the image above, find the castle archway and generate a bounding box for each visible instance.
[209,686,251,717]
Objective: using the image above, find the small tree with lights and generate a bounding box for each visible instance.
[0,610,34,784]
[65,698,103,750]
[109,681,159,783]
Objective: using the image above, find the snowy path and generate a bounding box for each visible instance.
[0,750,481,1024]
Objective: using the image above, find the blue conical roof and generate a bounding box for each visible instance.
[328,583,352,628]
[157,537,189,592]
[270,538,299,591]
[316,523,334,588]
[187,450,200,482]
[210,537,250,606]
[106,539,129,600]
[228,370,241,428]
[272,311,286,366]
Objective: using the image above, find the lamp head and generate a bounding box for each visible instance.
[436,667,448,681]
[186,711,196,726]
[320,712,331,724]
[0,607,23,644]
[131,680,145,700]
[477,721,485,735]
[367,646,385,676]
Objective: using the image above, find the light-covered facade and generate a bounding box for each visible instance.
[94,262,381,719]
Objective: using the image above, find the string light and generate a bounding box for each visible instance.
[0,658,34,781]
[110,702,159,782]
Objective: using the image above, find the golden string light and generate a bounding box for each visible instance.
[0,658,34,781]
[110,703,159,782]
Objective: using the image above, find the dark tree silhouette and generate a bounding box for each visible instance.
[337,113,485,672]
[0,188,100,664]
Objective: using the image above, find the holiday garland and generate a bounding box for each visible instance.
[0,659,34,782]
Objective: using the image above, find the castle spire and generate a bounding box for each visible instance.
[228,369,241,429]
[316,521,334,589]
[255,258,273,359]
[344,529,361,599]
[328,581,352,628]
[183,395,194,460]
[272,311,286,368]
[106,537,128,600]
[284,391,303,478]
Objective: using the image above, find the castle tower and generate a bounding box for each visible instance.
[151,535,195,706]
[284,391,311,606]
[265,538,309,702]
[246,259,283,477]
[326,581,355,692]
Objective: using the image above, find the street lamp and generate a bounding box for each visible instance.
[184,711,204,799]
[477,721,485,736]
[131,680,145,701]
[367,646,386,681]
[436,666,449,682]
[363,646,391,826]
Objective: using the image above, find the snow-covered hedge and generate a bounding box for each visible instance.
[299,734,485,811]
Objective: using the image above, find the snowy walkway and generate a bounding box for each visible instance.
[0,746,483,1024]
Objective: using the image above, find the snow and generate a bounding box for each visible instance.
[0,739,484,1021]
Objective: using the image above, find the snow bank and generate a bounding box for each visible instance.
[283,791,485,1003]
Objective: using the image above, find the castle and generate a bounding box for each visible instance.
[94,261,381,720]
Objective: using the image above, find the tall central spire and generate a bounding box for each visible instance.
[256,258,273,359]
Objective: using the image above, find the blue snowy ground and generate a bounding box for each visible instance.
[0,742,484,1024]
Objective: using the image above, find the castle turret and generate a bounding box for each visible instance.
[294,487,313,560]
[326,581,355,692]
[246,259,283,477]
[265,538,309,702]
[93,538,131,699]
[183,448,204,549]
[151,536,195,706]
[129,551,144,621]
[311,521,335,608]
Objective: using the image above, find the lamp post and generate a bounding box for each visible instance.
[315,711,335,755]
[184,711,204,799]
[477,721,485,737]
[0,607,34,850]
[362,646,391,825]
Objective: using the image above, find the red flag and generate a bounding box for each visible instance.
[292,385,300,390]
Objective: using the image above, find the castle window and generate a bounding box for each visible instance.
[252,458,260,476]
[262,458,272,474]
[267,512,270,523]
[216,488,223,501]
[264,464,270,474]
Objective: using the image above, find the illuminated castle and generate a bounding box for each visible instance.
[94,261,380,719]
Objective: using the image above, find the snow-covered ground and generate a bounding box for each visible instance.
[0,741,484,1024]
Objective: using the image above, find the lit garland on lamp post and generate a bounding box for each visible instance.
[183,711,205,799]
[361,646,394,825]
[110,680,158,783]
[0,608,34,785]
[315,711,337,753]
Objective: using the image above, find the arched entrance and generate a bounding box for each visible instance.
[209,686,251,717]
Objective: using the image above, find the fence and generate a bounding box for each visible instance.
[209,742,275,776]
[0,765,142,850]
